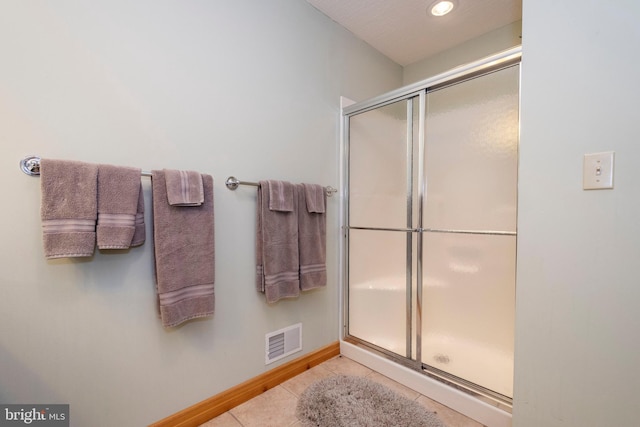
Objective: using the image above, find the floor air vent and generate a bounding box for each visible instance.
[265,323,302,365]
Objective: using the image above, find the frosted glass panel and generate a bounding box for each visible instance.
[349,100,409,229]
[348,229,407,355]
[421,232,515,397]
[424,65,519,232]
[345,62,519,400]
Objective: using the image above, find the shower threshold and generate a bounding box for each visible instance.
[343,336,513,414]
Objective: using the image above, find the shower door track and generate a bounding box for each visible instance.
[341,46,522,413]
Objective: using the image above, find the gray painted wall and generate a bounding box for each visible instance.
[0,1,401,426]
[515,1,640,426]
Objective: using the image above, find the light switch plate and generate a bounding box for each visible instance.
[583,151,614,190]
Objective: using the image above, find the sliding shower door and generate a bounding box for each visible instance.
[344,53,520,404]
[421,65,519,399]
[347,97,419,358]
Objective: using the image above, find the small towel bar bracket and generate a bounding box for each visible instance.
[225,176,337,197]
[324,186,338,197]
[21,155,41,176]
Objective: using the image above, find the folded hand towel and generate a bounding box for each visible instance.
[152,170,215,327]
[164,169,204,206]
[96,165,142,249]
[40,159,98,259]
[130,183,146,247]
[257,180,300,303]
[303,183,326,213]
[297,184,327,291]
[268,179,294,212]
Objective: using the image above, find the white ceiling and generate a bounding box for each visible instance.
[305,0,522,66]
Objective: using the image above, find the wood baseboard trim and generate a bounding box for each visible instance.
[149,341,340,427]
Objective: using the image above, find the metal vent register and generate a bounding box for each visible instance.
[265,323,302,364]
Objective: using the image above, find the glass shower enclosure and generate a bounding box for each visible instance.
[342,48,520,406]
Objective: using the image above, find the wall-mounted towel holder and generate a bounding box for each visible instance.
[20,155,153,177]
[20,156,338,197]
[225,176,337,197]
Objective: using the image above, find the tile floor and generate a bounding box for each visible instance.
[198,355,486,427]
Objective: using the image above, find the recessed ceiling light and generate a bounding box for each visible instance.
[429,0,456,17]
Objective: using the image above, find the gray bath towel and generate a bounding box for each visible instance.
[256,180,300,303]
[152,170,215,327]
[97,164,142,249]
[297,184,327,291]
[302,182,326,214]
[130,183,146,247]
[164,169,204,206]
[268,179,294,212]
[40,159,98,259]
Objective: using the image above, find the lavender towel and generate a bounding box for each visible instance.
[40,159,98,259]
[164,169,204,206]
[256,180,300,303]
[268,179,294,212]
[130,183,146,247]
[298,184,327,291]
[303,183,326,213]
[97,165,142,249]
[152,170,215,327]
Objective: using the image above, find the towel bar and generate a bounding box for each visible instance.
[20,155,152,177]
[20,156,338,197]
[225,176,337,197]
